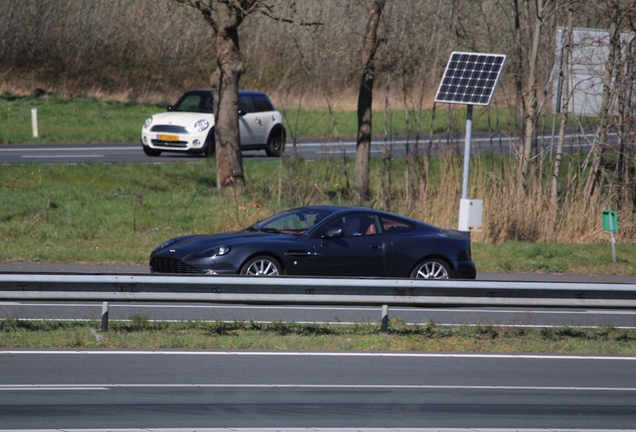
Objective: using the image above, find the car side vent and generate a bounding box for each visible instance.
[150,257,198,274]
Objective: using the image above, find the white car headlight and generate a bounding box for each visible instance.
[144,117,153,129]
[194,120,210,132]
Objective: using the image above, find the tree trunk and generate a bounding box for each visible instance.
[583,2,620,200]
[512,0,526,139]
[211,4,246,189]
[519,0,545,196]
[551,5,573,207]
[172,0,258,189]
[353,0,386,203]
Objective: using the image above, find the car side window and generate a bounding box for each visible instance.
[252,95,274,112]
[320,214,377,237]
[202,95,213,113]
[239,95,255,114]
[380,216,412,233]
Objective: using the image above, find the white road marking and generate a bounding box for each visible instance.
[0,386,107,391]
[22,155,104,158]
[2,350,636,361]
[0,383,634,392]
[0,147,136,152]
[2,429,633,432]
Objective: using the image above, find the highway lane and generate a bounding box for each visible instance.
[1,350,635,429]
[0,130,595,164]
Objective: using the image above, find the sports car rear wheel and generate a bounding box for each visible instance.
[410,259,451,279]
[240,256,282,276]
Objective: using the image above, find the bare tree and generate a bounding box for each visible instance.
[583,0,622,201]
[353,0,386,203]
[172,0,260,189]
[519,0,550,195]
[551,2,574,209]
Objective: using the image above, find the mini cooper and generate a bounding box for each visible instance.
[141,89,286,157]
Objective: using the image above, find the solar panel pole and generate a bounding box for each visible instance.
[461,105,473,200]
[434,52,506,232]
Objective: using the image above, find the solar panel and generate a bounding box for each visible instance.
[434,52,506,106]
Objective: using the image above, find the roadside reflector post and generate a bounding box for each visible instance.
[602,210,618,263]
[101,301,109,332]
[381,304,389,332]
[31,108,39,138]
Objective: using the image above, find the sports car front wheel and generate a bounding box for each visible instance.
[410,259,451,279]
[240,256,282,276]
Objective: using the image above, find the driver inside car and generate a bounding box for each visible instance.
[343,217,362,237]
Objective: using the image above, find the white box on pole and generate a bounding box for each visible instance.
[458,199,483,232]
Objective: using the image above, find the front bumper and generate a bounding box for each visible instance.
[141,130,208,153]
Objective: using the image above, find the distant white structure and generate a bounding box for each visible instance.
[552,26,635,117]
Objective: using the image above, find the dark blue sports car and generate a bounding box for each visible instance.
[149,205,476,279]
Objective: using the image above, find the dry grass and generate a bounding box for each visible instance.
[2,319,636,354]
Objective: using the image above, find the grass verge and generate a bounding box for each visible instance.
[1,160,635,274]
[2,318,636,354]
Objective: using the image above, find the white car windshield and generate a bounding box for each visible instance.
[173,93,213,113]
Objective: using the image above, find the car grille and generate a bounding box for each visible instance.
[150,125,189,134]
[150,257,198,274]
[151,140,188,148]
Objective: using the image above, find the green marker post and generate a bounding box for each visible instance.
[602,210,618,263]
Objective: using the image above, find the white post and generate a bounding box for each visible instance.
[461,105,473,200]
[381,305,389,332]
[31,108,39,138]
[608,217,617,263]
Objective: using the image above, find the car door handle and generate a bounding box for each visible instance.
[285,250,312,256]
[370,244,382,249]
[255,118,262,124]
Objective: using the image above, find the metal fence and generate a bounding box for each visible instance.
[2,273,636,331]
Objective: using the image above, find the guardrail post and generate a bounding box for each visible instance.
[101,302,109,332]
[381,304,389,332]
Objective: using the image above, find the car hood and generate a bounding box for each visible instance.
[156,230,290,254]
[150,111,215,128]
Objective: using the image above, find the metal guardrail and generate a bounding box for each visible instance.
[1,273,636,307]
[1,273,635,331]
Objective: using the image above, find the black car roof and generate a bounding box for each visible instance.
[188,89,268,97]
[294,205,421,221]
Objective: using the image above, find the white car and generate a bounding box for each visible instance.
[141,90,286,157]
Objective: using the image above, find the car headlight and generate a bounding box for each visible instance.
[144,117,153,129]
[195,245,231,258]
[152,238,179,253]
[193,119,209,132]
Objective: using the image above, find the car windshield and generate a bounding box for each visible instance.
[251,209,331,235]
[172,93,213,113]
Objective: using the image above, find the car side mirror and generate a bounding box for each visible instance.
[238,109,247,116]
[321,227,343,238]
[167,105,174,111]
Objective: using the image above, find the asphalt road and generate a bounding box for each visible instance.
[1,350,635,429]
[0,130,595,164]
